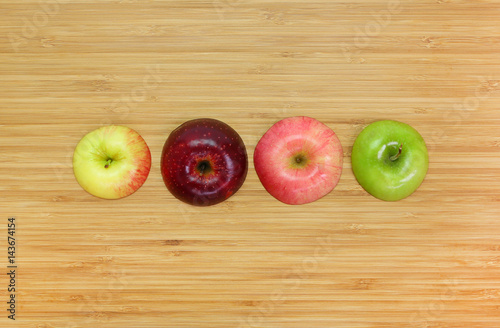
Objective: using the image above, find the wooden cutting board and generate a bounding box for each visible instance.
[1,1,500,327]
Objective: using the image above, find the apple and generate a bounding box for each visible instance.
[351,120,428,201]
[161,118,248,206]
[253,116,343,205]
[73,125,151,199]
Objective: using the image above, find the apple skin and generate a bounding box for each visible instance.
[253,116,343,205]
[351,120,428,201]
[73,125,152,199]
[161,118,248,206]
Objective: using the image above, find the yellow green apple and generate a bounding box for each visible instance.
[73,125,151,199]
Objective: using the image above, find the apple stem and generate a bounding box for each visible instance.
[104,158,112,168]
[390,144,403,162]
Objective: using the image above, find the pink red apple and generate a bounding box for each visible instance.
[254,116,343,205]
[161,118,248,206]
[73,125,151,199]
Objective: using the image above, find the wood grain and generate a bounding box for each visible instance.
[1,0,500,327]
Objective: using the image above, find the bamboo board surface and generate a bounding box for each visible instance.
[1,1,500,327]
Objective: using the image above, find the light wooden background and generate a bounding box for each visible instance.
[1,1,500,327]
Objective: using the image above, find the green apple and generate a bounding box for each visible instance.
[73,125,151,199]
[351,120,428,201]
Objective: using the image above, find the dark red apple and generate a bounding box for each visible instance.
[161,118,248,206]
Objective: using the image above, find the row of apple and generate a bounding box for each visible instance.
[72,117,428,205]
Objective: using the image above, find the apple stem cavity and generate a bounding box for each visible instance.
[196,160,213,176]
[390,144,403,162]
[291,153,309,168]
